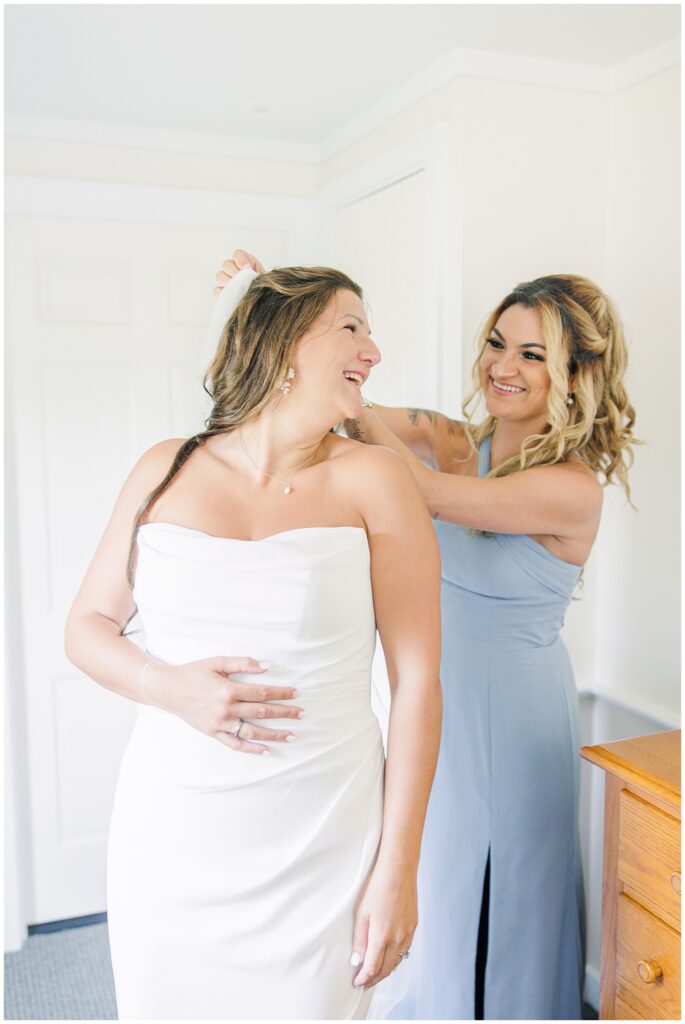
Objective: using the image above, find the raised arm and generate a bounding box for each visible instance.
[345,403,466,468]
[342,445,442,989]
[352,406,603,544]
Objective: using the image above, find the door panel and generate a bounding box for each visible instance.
[334,170,436,409]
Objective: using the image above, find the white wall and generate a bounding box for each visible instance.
[599,65,681,717]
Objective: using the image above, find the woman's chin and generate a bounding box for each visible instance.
[341,395,362,420]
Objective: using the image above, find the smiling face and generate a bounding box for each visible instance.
[479,302,558,431]
[290,288,381,421]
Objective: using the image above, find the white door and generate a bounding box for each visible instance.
[334,170,436,409]
[6,214,289,924]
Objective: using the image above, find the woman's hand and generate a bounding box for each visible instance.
[143,656,303,755]
[350,867,418,990]
[213,249,266,297]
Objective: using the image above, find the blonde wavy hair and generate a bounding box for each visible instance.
[126,266,363,583]
[463,274,637,499]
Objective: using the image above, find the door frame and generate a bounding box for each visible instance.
[318,123,458,411]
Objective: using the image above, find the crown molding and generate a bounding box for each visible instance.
[4,174,317,226]
[320,37,680,159]
[5,37,679,165]
[320,46,611,160]
[4,113,322,165]
[610,35,680,93]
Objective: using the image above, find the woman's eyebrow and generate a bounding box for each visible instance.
[491,326,545,350]
[340,314,365,324]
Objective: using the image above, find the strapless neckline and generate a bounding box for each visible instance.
[138,521,368,546]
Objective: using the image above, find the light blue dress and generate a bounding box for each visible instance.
[382,433,585,1020]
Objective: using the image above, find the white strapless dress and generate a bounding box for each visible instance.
[107,523,385,1020]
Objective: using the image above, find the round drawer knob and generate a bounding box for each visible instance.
[637,960,663,984]
[671,872,681,894]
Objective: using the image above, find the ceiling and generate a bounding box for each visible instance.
[5,4,681,144]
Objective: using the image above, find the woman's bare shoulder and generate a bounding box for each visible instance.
[133,437,189,477]
[554,453,602,484]
[326,437,422,509]
[120,438,190,509]
[533,456,603,515]
[327,433,404,469]
[556,454,603,496]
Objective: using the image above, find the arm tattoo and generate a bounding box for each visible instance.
[408,408,438,428]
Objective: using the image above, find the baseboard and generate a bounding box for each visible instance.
[28,912,108,935]
[584,963,600,1012]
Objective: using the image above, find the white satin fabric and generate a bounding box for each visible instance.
[107,523,385,1020]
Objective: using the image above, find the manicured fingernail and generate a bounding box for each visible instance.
[291,689,299,696]
[285,735,295,743]
[261,749,271,756]
[297,711,306,719]
[350,952,362,967]
[258,661,270,668]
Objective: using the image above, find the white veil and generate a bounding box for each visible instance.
[200,265,259,375]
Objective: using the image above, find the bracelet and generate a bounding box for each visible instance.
[361,395,374,408]
[140,659,159,705]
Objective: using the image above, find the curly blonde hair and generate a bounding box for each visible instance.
[463,274,637,498]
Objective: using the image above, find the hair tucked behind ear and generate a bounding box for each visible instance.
[462,274,638,498]
[125,266,363,585]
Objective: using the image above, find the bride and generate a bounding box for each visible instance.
[65,264,442,1019]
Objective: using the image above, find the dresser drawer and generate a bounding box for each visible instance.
[618,789,681,929]
[616,894,681,1020]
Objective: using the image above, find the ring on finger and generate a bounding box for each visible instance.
[231,718,245,739]
[395,949,411,961]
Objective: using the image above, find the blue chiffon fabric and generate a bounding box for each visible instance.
[377,433,585,1020]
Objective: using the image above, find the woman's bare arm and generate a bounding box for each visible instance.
[341,444,442,988]
[352,407,603,541]
[345,403,467,469]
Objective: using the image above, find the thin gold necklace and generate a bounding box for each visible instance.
[238,428,323,495]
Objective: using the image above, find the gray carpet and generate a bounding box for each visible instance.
[4,922,117,1020]
[5,919,599,1020]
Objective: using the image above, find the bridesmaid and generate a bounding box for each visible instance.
[214,256,637,1020]
[352,275,636,1021]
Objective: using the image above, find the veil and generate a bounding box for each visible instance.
[200,265,259,375]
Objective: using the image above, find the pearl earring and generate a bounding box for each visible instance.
[279,367,295,394]
[566,393,574,407]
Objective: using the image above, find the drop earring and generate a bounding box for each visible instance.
[279,368,295,394]
[565,393,574,407]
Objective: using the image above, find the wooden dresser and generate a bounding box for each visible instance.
[581,730,681,1020]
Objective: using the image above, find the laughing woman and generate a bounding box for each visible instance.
[214,256,636,1020]
[66,266,442,1020]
